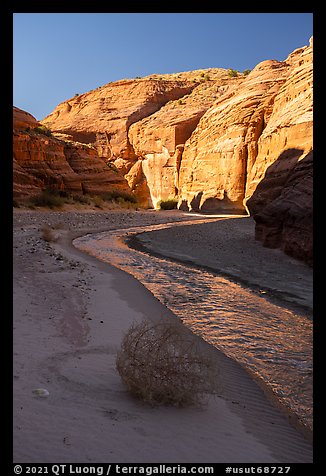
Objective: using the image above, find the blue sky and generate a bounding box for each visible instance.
[13,13,313,120]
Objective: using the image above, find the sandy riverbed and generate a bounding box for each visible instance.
[132,215,313,314]
[13,208,313,463]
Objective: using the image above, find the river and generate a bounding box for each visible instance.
[73,218,313,434]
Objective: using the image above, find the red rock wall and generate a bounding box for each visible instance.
[41,70,242,207]
[245,39,313,264]
[13,109,131,200]
[178,59,291,212]
[126,71,240,207]
[24,39,312,263]
[41,77,199,161]
[245,39,313,205]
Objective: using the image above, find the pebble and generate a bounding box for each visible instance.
[32,388,50,398]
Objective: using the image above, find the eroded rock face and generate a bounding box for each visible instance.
[245,39,313,204]
[32,40,313,263]
[13,106,39,130]
[245,40,313,264]
[13,157,45,199]
[41,69,243,207]
[42,76,199,161]
[127,70,242,207]
[247,151,313,265]
[39,45,312,215]
[178,60,292,211]
[13,108,131,200]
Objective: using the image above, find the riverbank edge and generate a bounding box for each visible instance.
[124,230,312,441]
[127,229,312,318]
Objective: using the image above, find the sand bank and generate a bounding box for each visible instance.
[13,209,313,463]
[131,215,313,314]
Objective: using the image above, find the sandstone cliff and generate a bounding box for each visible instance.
[126,70,242,207]
[13,107,131,200]
[42,75,198,161]
[33,39,313,263]
[41,69,243,206]
[179,40,312,214]
[245,38,313,264]
[40,45,312,212]
[247,150,313,265]
[13,106,39,130]
[178,59,290,212]
[245,39,313,204]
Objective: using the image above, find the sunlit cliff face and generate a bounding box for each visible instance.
[16,39,311,216]
[14,40,312,260]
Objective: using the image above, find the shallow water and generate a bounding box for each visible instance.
[73,220,313,432]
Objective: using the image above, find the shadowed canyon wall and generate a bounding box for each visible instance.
[247,150,313,265]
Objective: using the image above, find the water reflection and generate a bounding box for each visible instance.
[73,220,312,432]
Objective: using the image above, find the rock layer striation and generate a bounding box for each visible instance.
[41,69,243,207]
[13,107,130,200]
